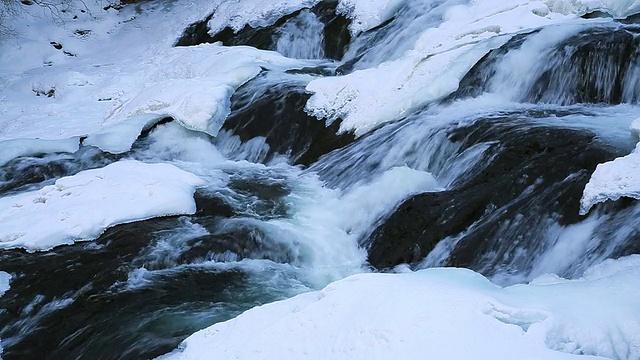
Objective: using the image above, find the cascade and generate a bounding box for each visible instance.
[1,0,640,358]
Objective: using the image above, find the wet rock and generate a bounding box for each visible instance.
[175,0,351,60]
[367,117,624,273]
[453,26,640,105]
[222,80,354,166]
[178,226,296,265]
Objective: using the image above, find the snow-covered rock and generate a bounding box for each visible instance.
[206,0,321,34]
[0,137,81,166]
[82,114,168,154]
[0,0,316,142]
[581,117,640,214]
[160,255,640,360]
[0,160,205,251]
[305,0,585,135]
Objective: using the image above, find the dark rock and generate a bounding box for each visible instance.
[452,26,640,105]
[222,80,355,166]
[451,32,533,100]
[178,226,297,265]
[526,27,639,104]
[175,0,351,60]
[193,189,236,218]
[367,118,624,272]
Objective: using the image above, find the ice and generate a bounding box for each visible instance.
[160,255,640,360]
[0,137,81,166]
[305,0,582,135]
[0,160,205,251]
[83,114,168,154]
[581,117,640,214]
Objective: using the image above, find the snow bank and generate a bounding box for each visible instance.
[0,160,205,251]
[581,143,640,214]
[104,58,263,137]
[0,0,315,142]
[0,137,81,166]
[305,0,582,135]
[160,255,640,360]
[207,0,321,34]
[581,118,640,214]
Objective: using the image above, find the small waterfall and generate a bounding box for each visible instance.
[176,1,350,61]
[456,23,640,105]
[275,10,325,59]
[362,104,637,284]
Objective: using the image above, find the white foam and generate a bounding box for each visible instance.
[0,160,205,251]
[160,255,640,360]
[0,137,81,166]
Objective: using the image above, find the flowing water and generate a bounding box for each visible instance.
[1,1,640,359]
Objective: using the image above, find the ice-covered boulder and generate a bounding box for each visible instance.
[0,160,205,251]
[160,255,640,360]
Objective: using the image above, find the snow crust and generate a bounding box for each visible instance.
[0,160,205,251]
[82,114,167,154]
[581,117,640,214]
[0,137,81,166]
[160,255,640,360]
[206,0,321,34]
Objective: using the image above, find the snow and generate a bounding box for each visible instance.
[0,137,81,166]
[305,0,585,135]
[581,117,640,214]
[337,0,406,34]
[581,143,640,214]
[0,0,316,143]
[0,160,205,251]
[547,0,640,17]
[159,255,640,360]
[82,114,167,154]
[206,0,321,34]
